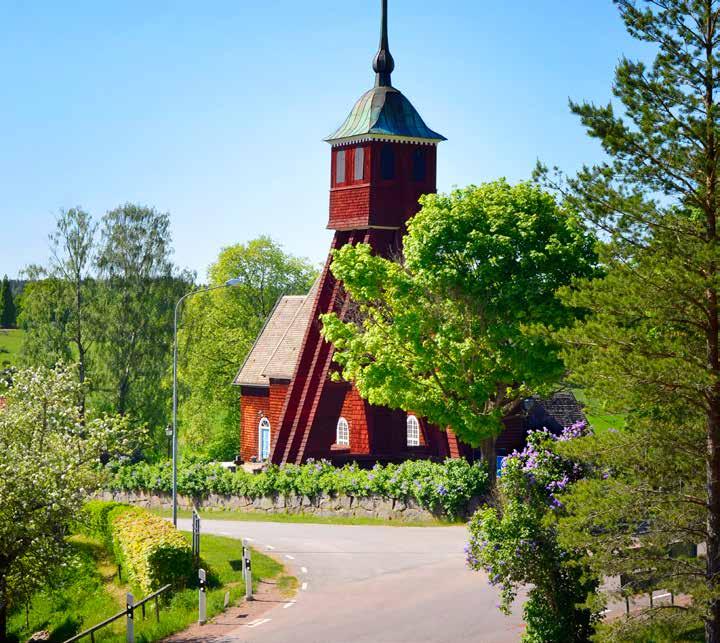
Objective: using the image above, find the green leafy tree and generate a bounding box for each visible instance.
[0,365,134,640]
[534,0,720,637]
[555,417,706,640]
[178,237,317,459]
[0,276,16,329]
[48,208,97,415]
[20,209,98,414]
[18,277,74,368]
[321,180,597,482]
[95,203,192,442]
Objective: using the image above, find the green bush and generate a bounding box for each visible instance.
[110,507,193,593]
[79,500,127,544]
[107,457,489,520]
[79,501,193,593]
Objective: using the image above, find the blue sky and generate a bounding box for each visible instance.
[0,1,647,280]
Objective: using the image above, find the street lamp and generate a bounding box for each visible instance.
[172,277,242,526]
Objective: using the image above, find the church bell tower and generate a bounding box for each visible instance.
[270,0,445,464]
[325,0,445,243]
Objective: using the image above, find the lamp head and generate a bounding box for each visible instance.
[225,278,242,287]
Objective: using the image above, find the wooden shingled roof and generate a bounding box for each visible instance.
[233,280,319,388]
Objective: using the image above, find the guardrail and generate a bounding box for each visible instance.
[63,583,172,643]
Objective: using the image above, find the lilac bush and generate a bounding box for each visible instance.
[466,423,599,642]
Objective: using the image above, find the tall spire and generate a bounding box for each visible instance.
[372,0,395,87]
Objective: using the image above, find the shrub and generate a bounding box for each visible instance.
[79,500,127,544]
[110,507,193,593]
[466,425,599,642]
[79,501,193,593]
[107,457,489,520]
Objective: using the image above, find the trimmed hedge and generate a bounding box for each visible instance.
[80,501,193,593]
[108,457,489,520]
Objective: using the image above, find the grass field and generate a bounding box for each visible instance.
[8,532,294,643]
[151,507,457,527]
[572,388,626,433]
[0,328,22,367]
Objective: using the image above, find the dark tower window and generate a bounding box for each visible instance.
[354,147,365,181]
[380,145,395,180]
[336,150,346,184]
[412,148,427,181]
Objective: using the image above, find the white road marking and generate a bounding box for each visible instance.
[245,537,254,542]
[301,566,308,574]
[301,582,308,591]
[285,554,295,560]
[247,618,271,628]
[283,601,296,609]
[220,531,231,536]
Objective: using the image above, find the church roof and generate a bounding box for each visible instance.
[325,86,446,144]
[233,280,319,387]
[325,0,444,145]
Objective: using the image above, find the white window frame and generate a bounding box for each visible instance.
[336,417,350,446]
[354,146,364,181]
[258,417,271,460]
[407,415,420,447]
[336,150,346,184]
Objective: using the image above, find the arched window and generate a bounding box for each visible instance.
[380,145,395,180]
[259,417,271,460]
[336,417,350,446]
[407,415,420,447]
[412,148,426,181]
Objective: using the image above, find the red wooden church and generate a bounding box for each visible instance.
[233,0,584,466]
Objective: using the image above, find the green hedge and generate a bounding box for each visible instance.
[79,501,193,593]
[108,458,488,520]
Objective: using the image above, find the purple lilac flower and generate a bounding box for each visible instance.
[556,420,588,442]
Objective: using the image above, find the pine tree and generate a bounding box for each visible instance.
[0,276,16,329]
[537,1,720,639]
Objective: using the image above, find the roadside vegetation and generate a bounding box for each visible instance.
[109,457,489,521]
[8,529,291,643]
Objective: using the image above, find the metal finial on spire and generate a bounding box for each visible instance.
[372,0,395,87]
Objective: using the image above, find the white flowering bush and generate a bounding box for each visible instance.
[0,365,135,639]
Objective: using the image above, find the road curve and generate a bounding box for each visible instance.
[178,518,525,643]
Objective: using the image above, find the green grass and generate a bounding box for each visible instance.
[0,328,23,367]
[8,532,294,643]
[150,507,460,527]
[572,388,626,433]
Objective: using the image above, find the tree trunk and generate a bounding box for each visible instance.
[706,407,720,642]
[703,5,720,637]
[481,435,497,488]
[0,573,8,643]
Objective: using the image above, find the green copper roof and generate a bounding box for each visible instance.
[325,85,446,143]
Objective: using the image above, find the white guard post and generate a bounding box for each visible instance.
[126,593,134,643]
[198,568,207,624]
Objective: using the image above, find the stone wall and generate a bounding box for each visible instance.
[97,490,449,522]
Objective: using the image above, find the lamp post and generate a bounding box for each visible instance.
[172,277,242,527]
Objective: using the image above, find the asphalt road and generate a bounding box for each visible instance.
[177,518,526,643]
